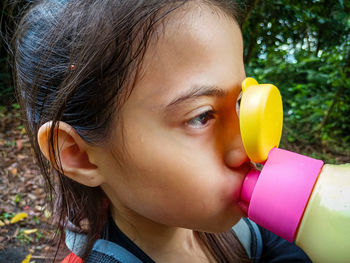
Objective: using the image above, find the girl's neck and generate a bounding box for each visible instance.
[110,205,215,263]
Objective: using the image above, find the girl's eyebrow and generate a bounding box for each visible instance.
[164,84,228,112]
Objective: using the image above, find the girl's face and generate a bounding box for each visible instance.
[99,5,250,233]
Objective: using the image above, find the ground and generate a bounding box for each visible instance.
[0,106,69,263]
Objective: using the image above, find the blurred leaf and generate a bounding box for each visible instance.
[44,209,51,219]
[23,229,38,235]
[14,194,21,204]
[11,103,20,110]
[21,253,32,263]
[10,167,17,176]
[10,212,28,224]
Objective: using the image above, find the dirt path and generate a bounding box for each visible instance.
[0,105,68,262]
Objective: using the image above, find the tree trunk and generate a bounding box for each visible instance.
[244,33,258,65]
[316,60,350,132]
[316,84,345,132]
[242,0,262,65]
[315,27,324,56]
[242,0,261,28]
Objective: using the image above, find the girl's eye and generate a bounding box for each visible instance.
[186,110,216,129]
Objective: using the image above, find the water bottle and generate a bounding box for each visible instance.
[238,78,350,263]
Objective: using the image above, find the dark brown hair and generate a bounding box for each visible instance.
[12,0,249,261]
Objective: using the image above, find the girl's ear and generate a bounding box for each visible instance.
[37,121,104,187]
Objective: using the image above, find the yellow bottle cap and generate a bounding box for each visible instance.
[239,77,283,163]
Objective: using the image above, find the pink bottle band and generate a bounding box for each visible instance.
[242,148,324,242]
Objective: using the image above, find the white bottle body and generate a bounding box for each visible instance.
[295,164,350,263]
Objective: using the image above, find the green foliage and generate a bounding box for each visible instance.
[0,67,13,105]
[16,229,32,244]
[33,216,40,225]
[16,229,44,244]
[242,0,350,159]
[0,1,28,106]
[0,212,15,220]
[14,194,22,204]
[12,103,20,110]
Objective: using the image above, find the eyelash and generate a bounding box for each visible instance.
[186,110,217,129]
[236,92,242,116]
[185,91,242,130]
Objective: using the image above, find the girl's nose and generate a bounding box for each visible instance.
[224,135,249,168]
[220,113,249,168]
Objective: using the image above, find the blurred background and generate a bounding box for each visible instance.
[0,0,349,261]
[241,0,350,163]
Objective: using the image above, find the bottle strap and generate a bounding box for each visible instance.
[66,219,262,262]
[65,226,142,263]
[88,239,143,263]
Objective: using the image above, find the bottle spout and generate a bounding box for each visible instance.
[239,169,260,214]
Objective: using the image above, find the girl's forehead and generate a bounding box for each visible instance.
[129,5,243,109]
[159,3,241,52]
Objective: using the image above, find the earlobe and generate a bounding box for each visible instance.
[37,121,104,187]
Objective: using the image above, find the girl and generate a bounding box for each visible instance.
[12,0,311,262]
